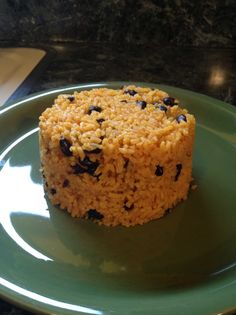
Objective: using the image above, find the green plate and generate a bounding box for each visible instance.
[0,82,236,315]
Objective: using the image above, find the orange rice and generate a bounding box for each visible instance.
[39,85,195,227]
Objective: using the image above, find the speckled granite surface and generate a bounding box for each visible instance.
[29,43,236,105]
[1,42,236,105]
[0,0,236,47]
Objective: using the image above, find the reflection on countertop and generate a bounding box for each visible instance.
[1,42,236,107]
[27,43,236,106]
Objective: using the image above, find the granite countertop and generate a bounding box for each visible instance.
[31,42,236,106]
[2,41,236,106]
[0,41,236,314]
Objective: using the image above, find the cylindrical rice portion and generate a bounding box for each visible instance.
[39,85,195,227]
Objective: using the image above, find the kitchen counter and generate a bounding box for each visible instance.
[0,41,236,314]
[3,42,236,107]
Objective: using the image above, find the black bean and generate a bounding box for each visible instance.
[159,105,167,112]
[72,157,100,176]
[79,157,99,175]
[84,148,102,154]
[60,138,73,156]
[79,156,94,168]
[68,96,75,102]
[87,209,104,220]
[121,100,128,103]
[176,114,187,123]
[88,105,102,114]
[86,164,99,175]
[175,164,182,181]
[72,164,87,174]
[136,101,147,109]
[124,89,137,96]
[63,179,69,187]
[163,97,175,106]
[155,165,164,176]
[50,188,57,195]
[96,118,105,124]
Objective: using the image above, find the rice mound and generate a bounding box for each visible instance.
[39,85,196,227]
